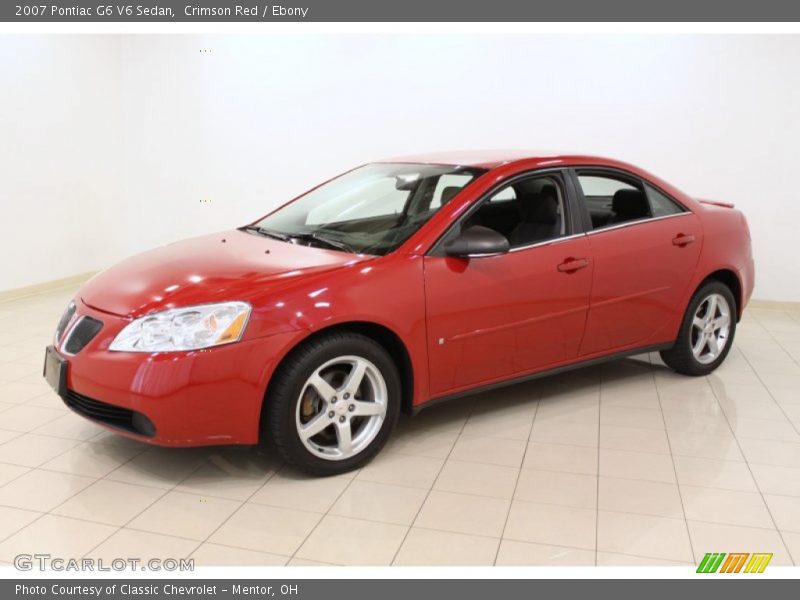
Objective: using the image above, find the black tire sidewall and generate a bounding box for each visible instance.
[266,333,401,476]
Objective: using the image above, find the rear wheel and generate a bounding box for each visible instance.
[265,332,400,476]
[660,281,737,376]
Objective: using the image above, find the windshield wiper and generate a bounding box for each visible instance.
[291,232,357,254]
[241,226,356,253]
[239,225,292,242]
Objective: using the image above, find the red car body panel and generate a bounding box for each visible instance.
[424,236,594,395]
[55,152,755,446]
[577,212,704,355]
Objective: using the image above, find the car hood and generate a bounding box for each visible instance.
[80,229,371,318]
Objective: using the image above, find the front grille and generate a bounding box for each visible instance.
[55,301,76,343]
[63,390,155,437]
[63,316,103,354]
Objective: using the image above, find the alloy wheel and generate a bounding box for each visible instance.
[295,355,388,460]
[690,293,732,365]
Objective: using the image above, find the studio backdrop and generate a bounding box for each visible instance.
[1,34,798,301]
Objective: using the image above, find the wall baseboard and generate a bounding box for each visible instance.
[0,272,97,304]
[748,299,800,311]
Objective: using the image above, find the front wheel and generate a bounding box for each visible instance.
[265,332,401,476]
[660,281,737,376]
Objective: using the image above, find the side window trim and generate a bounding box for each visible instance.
[427,168,577,256]
[585,211,692,236]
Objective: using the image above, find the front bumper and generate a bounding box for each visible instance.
[50,302,298,446]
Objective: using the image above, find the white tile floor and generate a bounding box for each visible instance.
[1,286,800,567]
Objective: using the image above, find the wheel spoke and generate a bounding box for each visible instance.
[342,359,368,397]
[298,412,330,440]
[352,400,385,417]
[336,421,353,455]
[689,293,732,365]
[307,373,337,402]
[692,332,708,356]
[707,334,720,356]
[706,295,718,321]
[712,315,730,331]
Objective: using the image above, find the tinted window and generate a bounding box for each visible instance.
[579,175,636,197]
[577,173,650,229]
[646,184,685,217]
[430,174,476,209]
[488,186,516,203]
[461,176,565,249]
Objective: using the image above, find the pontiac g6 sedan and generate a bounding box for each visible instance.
[44,151,754,475]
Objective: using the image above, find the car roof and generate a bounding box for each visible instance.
[378,150,694,208]
[379,150,619,170]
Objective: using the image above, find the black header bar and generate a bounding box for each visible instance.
[3,0,800,22]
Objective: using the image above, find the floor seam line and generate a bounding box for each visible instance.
[705,349,798,567]
[491,394,539,566]
[651,352,697,564]
[389,402,476,566]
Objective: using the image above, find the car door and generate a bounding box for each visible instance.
[423,171,594,397]
[572,169,703,356]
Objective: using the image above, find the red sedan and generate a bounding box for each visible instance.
[44,151,754,475]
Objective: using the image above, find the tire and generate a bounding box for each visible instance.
[265,331,401,476]
[660,280,737,376]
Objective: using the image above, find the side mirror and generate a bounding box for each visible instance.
[444,225,510,258]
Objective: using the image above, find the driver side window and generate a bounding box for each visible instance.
[463,175,566,249]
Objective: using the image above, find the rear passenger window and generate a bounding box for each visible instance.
[577,173,649,229]
[577,172,686,229]
[646,184,685,217]
[579,176,636,197]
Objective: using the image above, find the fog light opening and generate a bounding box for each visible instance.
[131,412,156,437]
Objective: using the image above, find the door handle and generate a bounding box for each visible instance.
[672,233,696,247]
[557,257,589,273]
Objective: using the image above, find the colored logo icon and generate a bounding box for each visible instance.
[696,552,773,573]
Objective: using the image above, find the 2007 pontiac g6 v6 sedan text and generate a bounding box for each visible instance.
[43,151,754,475]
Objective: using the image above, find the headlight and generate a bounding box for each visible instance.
[109,302,251,352]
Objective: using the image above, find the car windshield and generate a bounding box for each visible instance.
[249,163,487,255]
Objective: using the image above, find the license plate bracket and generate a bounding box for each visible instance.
[43,345,68,398]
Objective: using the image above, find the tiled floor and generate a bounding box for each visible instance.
[1,286,800,567]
